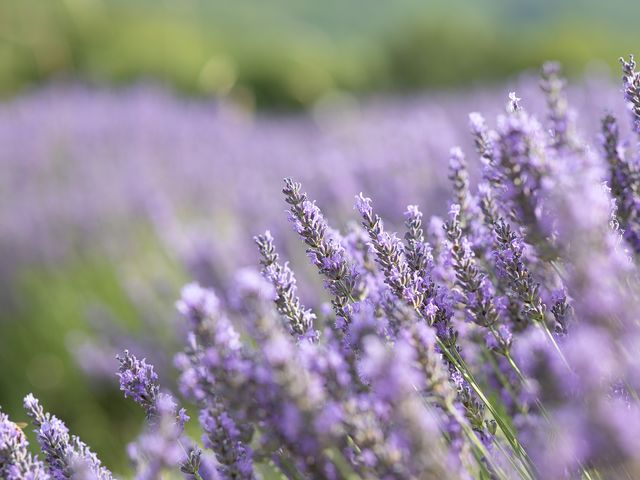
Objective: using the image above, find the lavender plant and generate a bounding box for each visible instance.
[0,409,48,479]
[116,350,204,479]
[23,394,113,480]
[3,57,640,479]
[254,230,317,340]
[621,55,640,136]
[539,61,579,151]
[601,113,640,252]
[283,177,362,328]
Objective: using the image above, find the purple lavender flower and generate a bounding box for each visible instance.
[549,288,570,334]
[508,92,522,113]
[117,350,211,479]
[359,335,461,478]
[621,55,640,136]
[519,129,640,476]
[175,282,220,332]
[491,220,547,328]
[175,283,258,478]
[400,322,477,468]
[6,55,640,480]
[487,98,554,253]
[127,393,194,480]
[469,112,496,172]
[358,196,500,457]
[0,409,49,480]
[117,350,160,418]
[444,204,507,345]
[23,394,112,480]
[539,62,578,151]
[198,404,254,480]
[601,114,640,252]
[354,192,373,218]
[403,203,436,292]
[448,147,475,227]
[283,178,361,325]
[357,193,423,310]
[254,230,317,339]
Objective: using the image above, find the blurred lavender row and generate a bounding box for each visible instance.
[0,67,628,392]
[0,69,624,286]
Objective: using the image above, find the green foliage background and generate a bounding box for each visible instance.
[1,0,638,108]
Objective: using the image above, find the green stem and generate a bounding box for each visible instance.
[446,401,509,480]
[486,323,527,382]
[275,453,307,480]
[407,296,535,477]
[323,447,361,480]
[436,337,536,479]
[539,321,571,371]
[484,351,526,414]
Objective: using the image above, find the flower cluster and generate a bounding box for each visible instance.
[0,409,48,479]
[2,58,640,479]
[23,394,113,480]
[117,350,200,479]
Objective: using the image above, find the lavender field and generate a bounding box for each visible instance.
[2,54,640,479]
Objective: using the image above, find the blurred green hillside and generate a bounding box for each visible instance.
[1,0,638,108]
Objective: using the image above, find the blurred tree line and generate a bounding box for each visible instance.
[1,0,638,109]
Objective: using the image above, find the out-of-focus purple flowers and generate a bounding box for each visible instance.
[0,68,624,295]
[3,57,640,479]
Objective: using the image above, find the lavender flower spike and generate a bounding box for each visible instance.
[117,350,160,419]
[508,92,522,112]
[448,147,473,223]
[357,192,422,309]
[445,204,507,343]
[117,351,200,479]
[539,62,578,150]
[360,335,460,478]
[117,351,190,429]
[601,114,640,252]
[1,409,49,480]
[469,112,495,166]
[621,55,640,136]
[401,323,473,460]
[254,230,317,340]
[24,394,112,480]
[493,95,550,251]
[175,282,220,334]
[283,178,359,324]
[175,283,256,479]
[403,203,433,277]
[127,393,194,480]
[199,403,254,480]
[492,220,547,328]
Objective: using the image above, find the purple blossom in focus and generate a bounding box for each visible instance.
[0,409,49,480]
[23,394,113,480]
